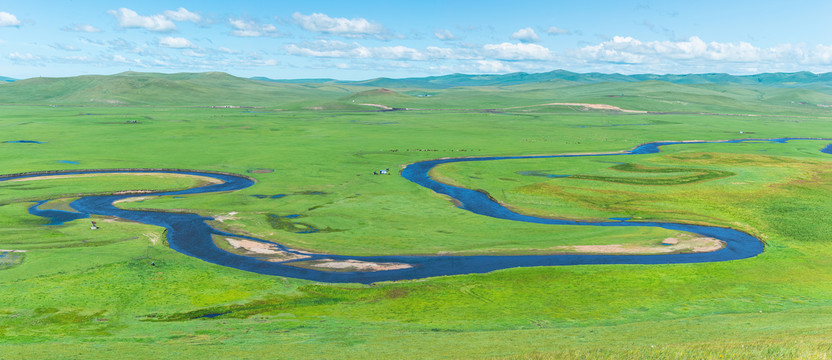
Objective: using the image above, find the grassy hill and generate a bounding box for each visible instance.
[4,71,832,116]
[2,69,832,359]
[0,72,354,107]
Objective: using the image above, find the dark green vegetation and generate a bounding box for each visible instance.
[1,71,832,359]
[266,213,341,234]
[0,252,24,270]
[567,162,734,185]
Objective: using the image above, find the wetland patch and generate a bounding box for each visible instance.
[0,251,25,270]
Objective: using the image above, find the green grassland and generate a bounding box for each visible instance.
[1,72,832,359]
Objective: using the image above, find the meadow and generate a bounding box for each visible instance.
[1,72,832,359]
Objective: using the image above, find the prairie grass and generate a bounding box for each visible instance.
[0,79,832,359]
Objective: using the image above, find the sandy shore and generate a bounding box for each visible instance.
[359,103,394,110]
[308,259,412,271]
[6,172,224,184]
[550,236,725,254]
[505,102,648,113]
[225,238,311,261]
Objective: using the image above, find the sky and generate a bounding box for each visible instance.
[1,0,832,80]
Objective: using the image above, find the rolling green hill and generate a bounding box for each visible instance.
[4,71,832,116]
[3,68,832,359]
[0,72,352,107]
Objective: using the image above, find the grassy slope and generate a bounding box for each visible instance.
[6,71,832,116]
[1,74,832,358]
[0,72,360,108]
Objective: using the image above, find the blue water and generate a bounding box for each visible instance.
[3,138,831,283]
[58,160,79,164]
[199,312,229,318]
[4,140,45,144]
[28,200,90,225]
[252,194,287,199]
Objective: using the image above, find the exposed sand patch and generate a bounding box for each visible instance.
[225,238,310,261]
[0,249,27,253]
[7,172,224,184]
[307,259,412,271]
[144,232,160,246]
[544,103,648,113]
[226,238,281,254]
[661,237,679,245]
[550,236,725,254]
[113,196,155,205]
[213,212,238,223]
[359,103,393,110]
[506,102,647,113]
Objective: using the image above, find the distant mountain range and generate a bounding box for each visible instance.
[254,70,832,89]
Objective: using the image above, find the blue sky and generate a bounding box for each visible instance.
[1,0,832,79]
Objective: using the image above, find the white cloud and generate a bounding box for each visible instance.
[9,52,41,61]
[228,18,280,37]
[292,12,386,38]
[63,24,102,33]
[482,42,553,60]
[425,46,477,60]
[511,27,539,43]
[476,60,514,73]
[285,40,424,60]
[286,40,556,63]
[163,8,200,22]
[375,46,425,60]
[546,26,569,35]
[217,47,241,55]
[570,35,832,73]
[159,36,195,49]
[285,40,364,58]
[256,59,278,66]
[434,29,457,41]
[181,49,206,57]
[0,12,21,27]
[56,55,93,63]
[108,8,176,32]
[50,43,81,51]
[80,37,105,46]
[107,38,136,51]
[578,36,764,64]
[112,54,143,66]
[808,44,832,64]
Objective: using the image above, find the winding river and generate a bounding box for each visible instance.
[3,138,831,283]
